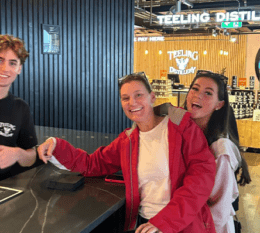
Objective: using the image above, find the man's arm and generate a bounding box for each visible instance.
[0,145,36,169]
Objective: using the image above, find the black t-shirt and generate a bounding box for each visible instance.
[0,93,38,180]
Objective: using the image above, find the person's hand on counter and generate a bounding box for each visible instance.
[0,145,21,168]
[37,137,57,164]
[0,145,36,169]
[135,222,162,233]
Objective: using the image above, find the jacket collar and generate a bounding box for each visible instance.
[125,122,137,137]
[125,103,189,137]
[154,103,188,126]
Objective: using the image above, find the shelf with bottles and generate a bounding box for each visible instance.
[151,79,172,98]
[257,90,260,103]
[229,89,256,119]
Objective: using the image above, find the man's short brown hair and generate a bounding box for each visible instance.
[0,34,29,65]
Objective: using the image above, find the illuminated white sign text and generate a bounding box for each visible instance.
[134,37,165,42]
[157,11,260,25]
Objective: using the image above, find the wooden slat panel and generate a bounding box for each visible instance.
[134,35,247,86]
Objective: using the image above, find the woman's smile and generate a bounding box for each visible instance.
[191,102,202,110]
[129,107,143,113]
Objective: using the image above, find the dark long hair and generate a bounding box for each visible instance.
[184,71,251,186]
[229,106,251,185]
[184,72,232,146]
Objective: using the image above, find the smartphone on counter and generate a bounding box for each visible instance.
[105,174,125,184]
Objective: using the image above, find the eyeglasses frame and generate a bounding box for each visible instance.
[118,71,152,93]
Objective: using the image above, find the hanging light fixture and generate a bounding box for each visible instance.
[223,29,230,36]
[180,0,193,8]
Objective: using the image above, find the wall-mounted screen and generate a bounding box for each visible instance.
[42,24,60,54]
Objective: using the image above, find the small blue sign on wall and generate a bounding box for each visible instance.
[42,24,60,54]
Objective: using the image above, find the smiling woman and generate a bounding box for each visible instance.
[37,71,217,233]
[186,75,225,132]
[184,70,251,233]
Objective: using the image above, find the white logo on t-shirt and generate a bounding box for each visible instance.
[0,122,16,137]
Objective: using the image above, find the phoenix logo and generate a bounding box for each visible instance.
[176,58,189,70]
[168,50,198,75]
[0,123,16,137]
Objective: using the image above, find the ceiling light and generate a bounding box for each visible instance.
[177,1,181,12]
[180,0,193,8]
[223,29,230,36]
[145,50,148,55]
[203,51,207,55]
[168,5,176,14]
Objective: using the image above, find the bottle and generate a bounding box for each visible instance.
[249,76,255,90]
[232,76,237,89]
[245,103,249,118]
[232,103,238,119]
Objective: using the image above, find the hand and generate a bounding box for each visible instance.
[37,137,57,164]
[0,145,20,169]
[135,222,162,233]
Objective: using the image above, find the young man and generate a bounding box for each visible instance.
[0,34,38,180]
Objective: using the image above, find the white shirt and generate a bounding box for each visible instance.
[209,138,241,233]
[138,116,170,219]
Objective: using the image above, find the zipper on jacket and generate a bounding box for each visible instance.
[127,133,135,230]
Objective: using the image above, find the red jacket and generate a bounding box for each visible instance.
[52,106,216,233]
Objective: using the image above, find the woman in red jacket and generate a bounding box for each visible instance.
[38,72,216,233]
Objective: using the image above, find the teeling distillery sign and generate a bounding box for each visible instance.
[158,10,260,25]
[168,50,198,75]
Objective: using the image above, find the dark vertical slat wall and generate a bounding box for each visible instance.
[0,0,133,134]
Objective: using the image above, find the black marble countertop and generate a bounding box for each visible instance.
[35,125,119,153]
[0,126,125,233]
[0,163,125,233]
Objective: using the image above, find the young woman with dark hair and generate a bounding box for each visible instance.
[38,72,217,233]
[184,70,251,233]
